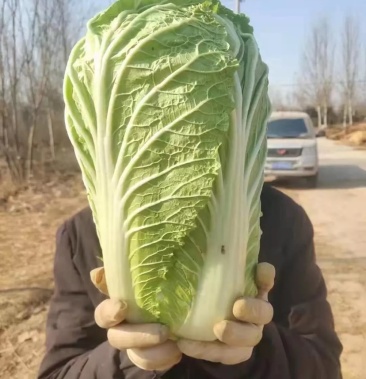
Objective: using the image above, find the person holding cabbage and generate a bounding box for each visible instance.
[38,1,342,378]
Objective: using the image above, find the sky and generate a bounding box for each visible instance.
[220,0,366,93]
[90,0,366,95]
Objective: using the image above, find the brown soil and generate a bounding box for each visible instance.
[0,176,87,378]
[0,175,365,378]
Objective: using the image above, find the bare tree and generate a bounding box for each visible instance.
[45,0,83,161]
[340,15,361,127]
[362,46,366,114]
[0,0,92,183]
[42,0,95,164]
[20,0,61,179]
[0,0,7,159]
[269,87,285,111]
[297,18,335,128]
[269,87,299,112]
[0,0,26,182]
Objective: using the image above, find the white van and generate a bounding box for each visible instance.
[265,111,319,187]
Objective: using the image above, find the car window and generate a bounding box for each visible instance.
[267,118,311,139]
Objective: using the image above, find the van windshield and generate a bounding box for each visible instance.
[267,118,310,139]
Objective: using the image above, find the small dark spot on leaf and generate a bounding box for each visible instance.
[221,245,225,254]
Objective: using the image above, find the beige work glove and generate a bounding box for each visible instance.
[90,262,275,370]
[90,268,182,371]
[177,262,275,365]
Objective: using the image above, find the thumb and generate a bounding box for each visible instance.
[255,263,275,300]
[90,267,109,296]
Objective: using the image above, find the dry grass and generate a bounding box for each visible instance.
[0,174,87,378]
[326,123,366,147]
[0,170,19,205]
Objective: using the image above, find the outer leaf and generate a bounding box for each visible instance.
[65,1,238,331]
[175,11,271,339]
[64,0,271,341]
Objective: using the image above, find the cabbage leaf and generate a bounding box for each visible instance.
[64,0,271,341]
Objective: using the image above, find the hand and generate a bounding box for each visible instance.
[177,262,276,365]
[90,267,182,371]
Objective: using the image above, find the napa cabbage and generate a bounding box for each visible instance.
[64,0,271,341]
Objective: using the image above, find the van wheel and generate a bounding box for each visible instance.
[305,174,318,188]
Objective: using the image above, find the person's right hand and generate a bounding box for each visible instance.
[90,267,182,371]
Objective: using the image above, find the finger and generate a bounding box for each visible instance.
[177,339,252,365]
[127,341,182,371]
[90,267,109,296]
[95,299,127,329]
[233,297,273,325]
[108,323,170,350]
[256,263,275,300]
[213,320,263,347]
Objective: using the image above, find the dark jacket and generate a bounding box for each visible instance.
[38,185,342,379]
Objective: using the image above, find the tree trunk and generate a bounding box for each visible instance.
[343,105,347,128]
[47,107,55,161]
[25,120,36,181]
[11,100,19,152]
[317,105,322,128]
[348,103,353,126]
[0,111,23,183]
[323,105,328,127]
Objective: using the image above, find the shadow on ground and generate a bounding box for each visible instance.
[273,164,366,190]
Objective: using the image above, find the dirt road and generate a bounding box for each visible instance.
[282,138,366,379]
[0,138,365,379]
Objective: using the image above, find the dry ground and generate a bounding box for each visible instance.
[0,159,366,378]
[282,186,366,379]
[0,176,87,378]
[304,188,366,379]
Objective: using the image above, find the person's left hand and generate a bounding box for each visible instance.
[177,262,276,365]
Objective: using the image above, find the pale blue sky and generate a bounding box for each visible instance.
[91,0,366,93]
[221,0,366,91]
